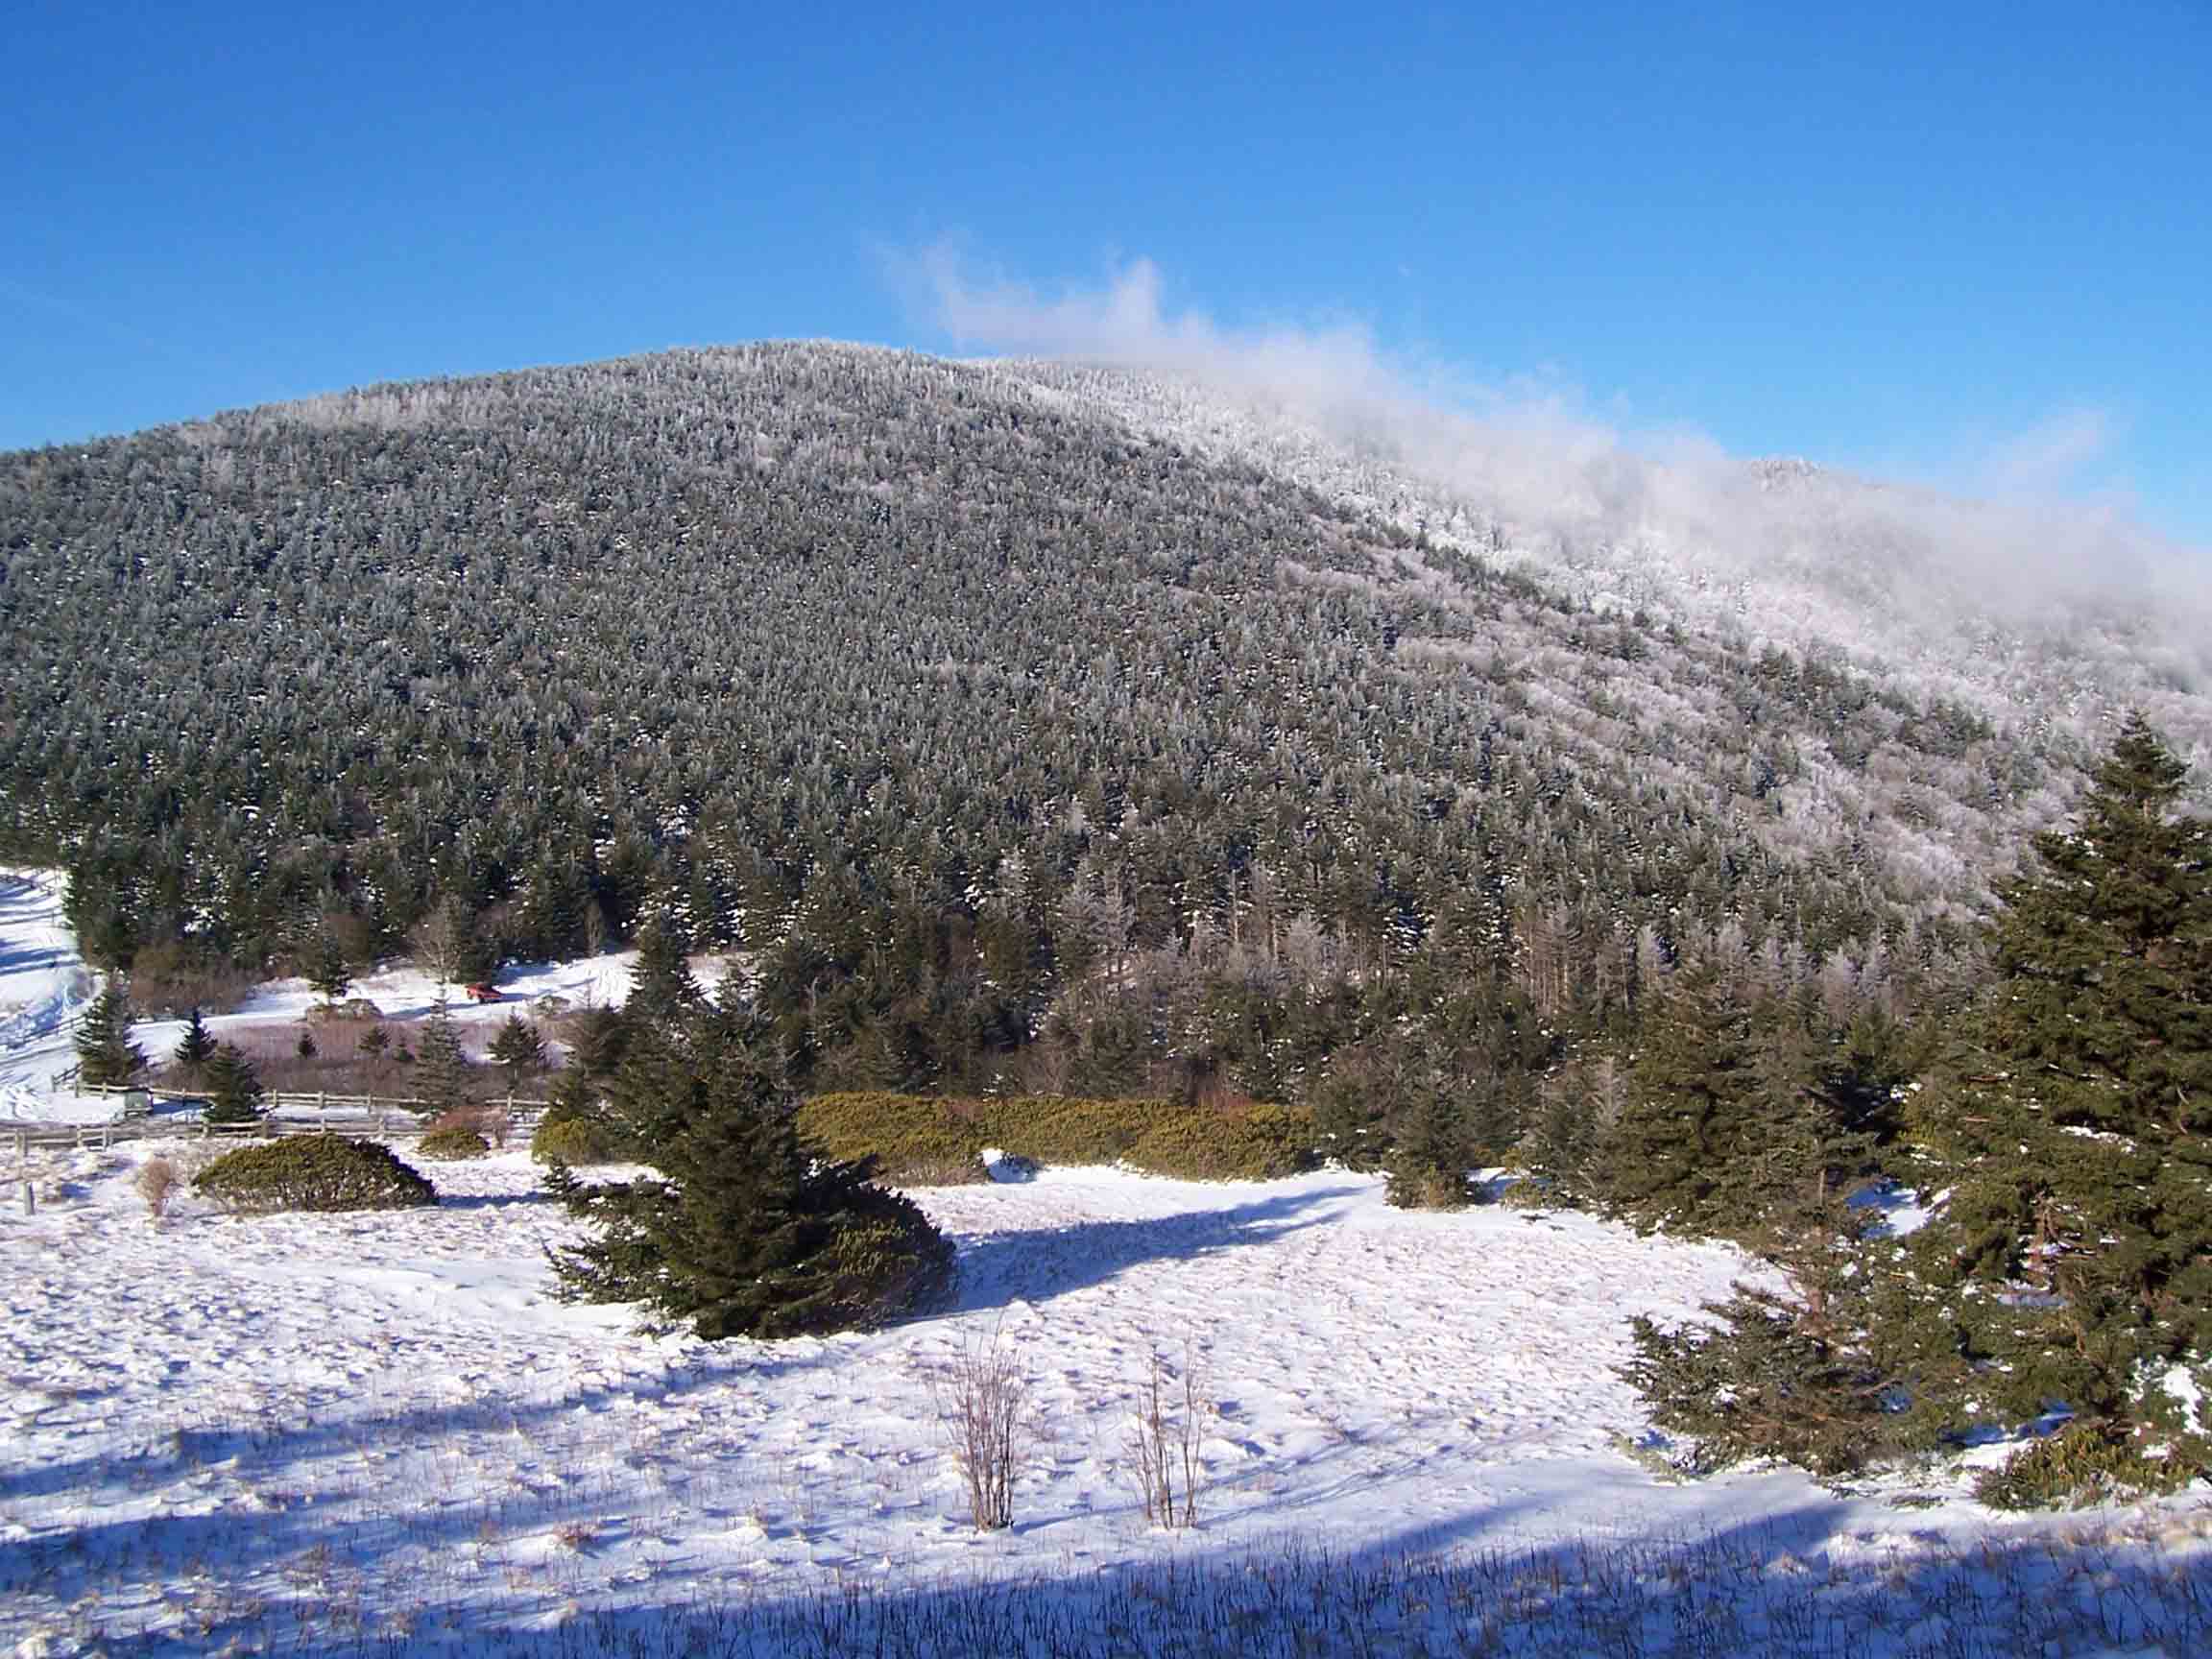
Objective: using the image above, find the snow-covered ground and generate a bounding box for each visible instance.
[0,870,99,1121]
[4,1144,2205,1655]
[2,873,2207,1655]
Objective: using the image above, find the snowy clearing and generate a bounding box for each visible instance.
[4,1143,2208,1654]
[2,871,2208,1654]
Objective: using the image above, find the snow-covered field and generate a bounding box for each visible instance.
[6,1144,2208,1656]
[2,875,2207,1655]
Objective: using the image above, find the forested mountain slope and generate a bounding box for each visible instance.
[1,343,2199,1100]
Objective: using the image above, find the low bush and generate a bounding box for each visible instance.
[1973,1421,2209,1509]
[797,1092,987,1181]
[1127,1103,1318,1181]
[193,1136,437,1214]
[799,1093,1320,1183]
[1000,1094,1187,1166]
[531,1114,620,1166]
[1382,1162,1480,1210]
[418,1125,492,1161]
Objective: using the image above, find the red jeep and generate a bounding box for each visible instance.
[461,982,503,1003]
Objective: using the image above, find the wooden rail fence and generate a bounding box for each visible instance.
[7,1084,550,1156]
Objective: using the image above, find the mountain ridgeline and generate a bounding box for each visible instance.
[0,343,2184,1117]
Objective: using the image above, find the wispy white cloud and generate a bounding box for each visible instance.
[904,246,2205,660]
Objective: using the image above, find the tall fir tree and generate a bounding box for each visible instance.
[626,910,704,1031]
[74,981,146,1088]
[488,1013,546,1083]
[546,1010,951,1340]
[203,1042,265,1125]
[304,930,352,1003]
[411,998,476,1117]
[173,1007,218,1073]
[1904,714,2212,1437]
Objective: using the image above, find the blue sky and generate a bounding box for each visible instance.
[6,1,2207,545]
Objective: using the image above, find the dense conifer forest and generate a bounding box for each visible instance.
[0,343,2191,1135]
[8,341,2211,1490]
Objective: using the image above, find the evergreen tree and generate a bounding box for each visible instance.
[74,981,146,1088]
[625,911,703,1030]
[1904,714,2212,1438]
[305,930,352,1003]
[1591,960,1762,1235]
[546,1012,952,1340]
[488,1013,546,1082]
[565,1003,632,1078]
[173,1007,217,1072]
[203,1042,265,1125]
[411,998,476,1117]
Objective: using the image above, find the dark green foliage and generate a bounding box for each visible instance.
[173,1007,217,1071]
[194,1135,437,1213]
[531,1114,620,1166]
[625,913,704,1031]
[488,1013,546,1080]
[1589,961,1875,1248]
[411,999,475,1117]
[1382,1082,1480,1210]
[1971,1421,2208,1509]
[546,1017,952,1340]
[1904,715,2212,1444]
[74,981,145,1087]
[304,931,352,1003]
[296,1028,317,1060]
[1,347,2020,1102]
[203,1042,265,1125]
[417,1125,493,1161]
[564,1005,632,1078]
[358,1023,391,1058]
[796,1091,1319,1183]
[1623,1281,1907,1478]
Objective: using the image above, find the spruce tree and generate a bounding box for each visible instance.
[305,931,352,1003]
[625,911,703,1030]
[1905,714,2212,1438]
[411,998,476,1117]
[74,981,146,1088]
[203,1042,265,1125]
[1593,960,1762,1235]
[173,1007,217,1072]
[547,1011,952,1340]
[488,1013,546,1082]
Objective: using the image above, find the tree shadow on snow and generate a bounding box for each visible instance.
[946,1183,1366,1315]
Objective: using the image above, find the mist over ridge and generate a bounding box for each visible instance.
[926,253,2212,741]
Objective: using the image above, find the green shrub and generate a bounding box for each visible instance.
[531,1114,620,1166]
[1126,1103,1318,1181]
[798,1092,981,1180]
[991,1094,1186,1165]
[1973,1422,2209,1510]
[800,1092,1322,1183]
[1383,1159,1482,1210]
[194,1135,437,1214]
[418,1125,492,1161]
